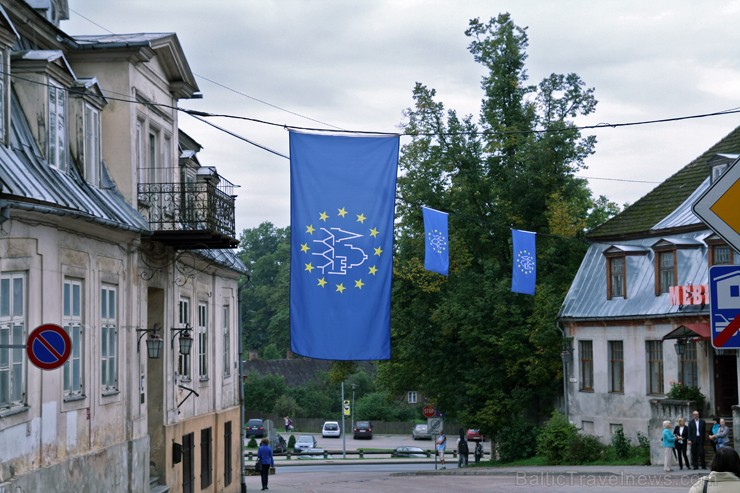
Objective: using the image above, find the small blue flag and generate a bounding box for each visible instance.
[289,131,399,360]
[422,206,449,276]
[512,229,536,295]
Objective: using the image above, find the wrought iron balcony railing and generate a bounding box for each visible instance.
[137,181,238,249]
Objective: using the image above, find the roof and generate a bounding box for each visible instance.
[558,230,711,321]
[587,125,740,241]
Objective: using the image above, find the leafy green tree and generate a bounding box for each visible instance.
[238,222,290,354]
[380,13,615,443]
[273,394,299,419]
[243,372,288,413]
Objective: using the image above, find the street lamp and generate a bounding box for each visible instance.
[674,338,687,356]
[171,324,194,356]
[137,324,164,359]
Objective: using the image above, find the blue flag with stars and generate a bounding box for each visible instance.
[512,229,536,295]
[422,206,449,276]
[289,131,399,360]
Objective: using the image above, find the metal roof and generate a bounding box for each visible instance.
[0,88,149,232]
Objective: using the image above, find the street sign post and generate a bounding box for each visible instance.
[26,324,71,370]
[427,417,443,434]
[693,159,740,251]
[709,265,740,349]
[343,400,351,416]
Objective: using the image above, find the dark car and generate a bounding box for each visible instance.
[392,446,427,458]
[245,418,265,438]
[353,420,373,439]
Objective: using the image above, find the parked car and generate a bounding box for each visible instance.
[392,446,427,458]
[245,418,265,438]
[353,420,373,439]
[466,428,485,442]
[322,421,341,438]
[293,434,318,453]
[412,424,432,440]
[297,448,332,459]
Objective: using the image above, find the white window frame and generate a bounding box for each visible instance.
[84,103,101,186]
[198,302,208,381]
[49,81,67,171]
[407,391,417,404]
[0,272,26,411]
[63,278,84,398]
[100,284,118,393]
[223,305,231,378]
[178,296,191,380]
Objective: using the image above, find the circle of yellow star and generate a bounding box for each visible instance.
[319,211,329,222]
[354,279,365,289]
[306,225,315,234]
[317,278,327,288]
[369,266,378,275]
[300,243,310,253]
[374,247,383,256]
[336,283,346,293]
[356,213,366,223]
[369,227,379,238]
[337,207,348,218]
[304,262,314,273]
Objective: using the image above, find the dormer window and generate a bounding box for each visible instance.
[706,234,736,266]
[603,245,648,300]
[48,81,67,171]
[656,250,676,295]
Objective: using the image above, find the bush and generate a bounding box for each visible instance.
[611,427,630,460]
[633,432,651,465]
[537,411,578,464]
[288,434,296,451]
[499,418,539,462]
[247,437,258,448]
[665,381,706,412]
[569,433,606,464]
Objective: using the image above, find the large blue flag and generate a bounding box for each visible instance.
[422,206,449,276]
[512,229,536,295]
[289,131,399,360]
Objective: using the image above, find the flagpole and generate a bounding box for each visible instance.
[341,381,346,459]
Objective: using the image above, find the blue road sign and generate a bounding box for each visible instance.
[27,324,71,370]
[709,265,740,349]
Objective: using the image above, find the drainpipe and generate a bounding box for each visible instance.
[557,321,571,421]
[238,283,247,493]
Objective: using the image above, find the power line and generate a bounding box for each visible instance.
[576,176,661,184]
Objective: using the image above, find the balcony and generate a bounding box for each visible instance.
[137,178,238,249]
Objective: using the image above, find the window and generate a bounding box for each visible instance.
[223,305,231,377]
[178,297,191,380]
[198,302,208,380]
[136,120,145,183]
[224,421,233,486]
[656,250,676,295]
[407,391,418,404]
[711,244,734,266]
[84,103,101,186]
[579,340,593,391]
[608,340,624,393]
[646,340,664,395]
[679,342,698,389]
[200,427,212,488]
[0,273,26,411]
[148,129,159,184]
[49,82,67,170]
[607,256,625,299]
[0,50,7,145]
[63,278,84,397]
[101,285,117,392]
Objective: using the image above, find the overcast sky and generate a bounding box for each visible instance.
[61,1,740,233]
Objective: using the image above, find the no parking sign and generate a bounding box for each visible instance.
[26,324,71,370]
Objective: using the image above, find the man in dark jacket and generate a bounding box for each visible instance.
[688,410,706,469]
[457,428,469,468]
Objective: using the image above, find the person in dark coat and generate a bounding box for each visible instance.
[257,438,274,490]
[474,441,484,464]
[457,428,469,468]
[688,410,707,469]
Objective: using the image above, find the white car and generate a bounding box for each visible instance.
[293,435,317,453]
[322,421,341,438]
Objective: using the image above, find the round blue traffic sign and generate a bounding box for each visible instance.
[27,324,72,370]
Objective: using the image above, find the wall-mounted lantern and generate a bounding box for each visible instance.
[171,324,193,356]
[137,324,164,359]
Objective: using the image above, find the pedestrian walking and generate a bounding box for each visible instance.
[436,431,447,469]
[257,438,274,491]
[457,428,469,468]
